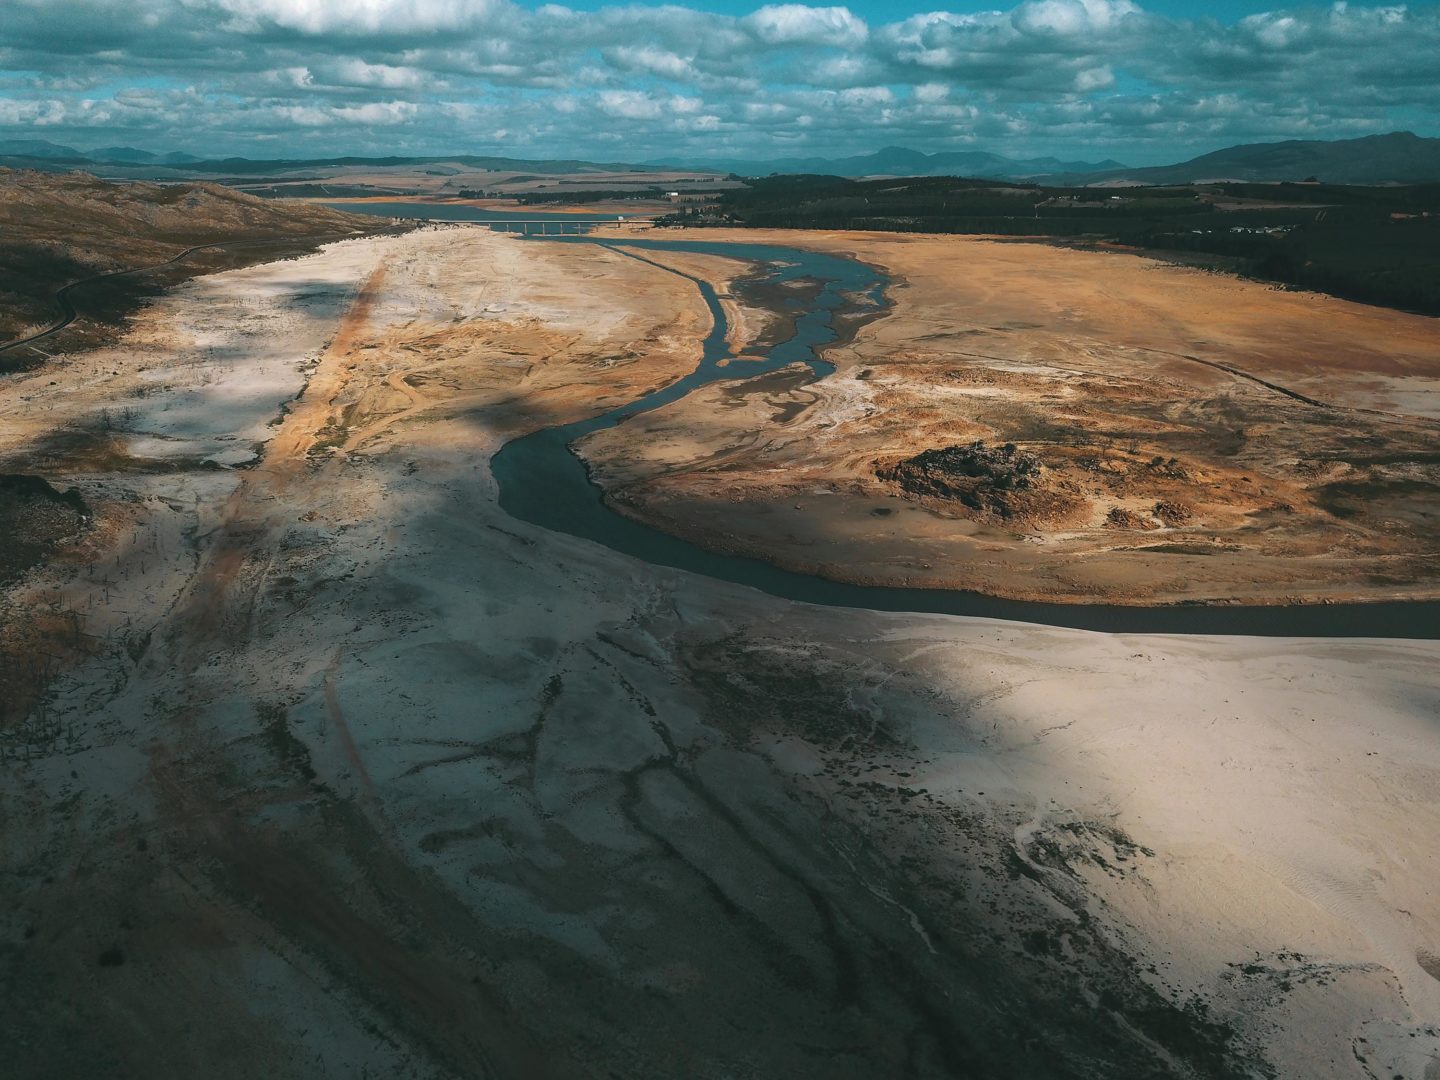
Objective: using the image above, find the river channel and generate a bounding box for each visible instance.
[326,201,628,228]
[483,234,1440,638]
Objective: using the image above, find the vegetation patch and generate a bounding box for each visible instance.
[661,173,1440,315]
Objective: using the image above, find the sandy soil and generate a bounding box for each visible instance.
[2,227,1439,1079]
[577,228,1440,605]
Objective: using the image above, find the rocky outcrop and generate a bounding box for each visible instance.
[879,440,1083,524]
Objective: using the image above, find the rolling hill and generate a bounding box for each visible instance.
[0,144,677,178]
[0,168,384,359]
[1,131,1436,187]
[1072,131,1440,185]
[653,145,1128,180]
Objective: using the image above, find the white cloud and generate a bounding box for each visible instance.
[838,85,894,107]
[1013,0,1139,37]
[605,46,696,81]
[211,0,510,35]
[326,59,428,88]
[1073,64,1114,91]
[276,99,419,125]
[597,90,664,120]
[0,0,1435,163]
[744,5,867,47]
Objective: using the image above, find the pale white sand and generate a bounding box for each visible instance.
[2,227,1437,1078]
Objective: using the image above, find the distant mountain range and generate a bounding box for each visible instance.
[654,145,1129,181]
[3,131,1438,185]
[671,132,1440,184]
[1068,131,1440,186]
[0,139,202,166]
[0,141,672,178]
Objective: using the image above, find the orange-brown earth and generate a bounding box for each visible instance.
[578,227,1440,605]
[3,228,1440,1079]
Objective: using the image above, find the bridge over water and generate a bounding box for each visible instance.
[468,219,651,234]
[323,200,655,233]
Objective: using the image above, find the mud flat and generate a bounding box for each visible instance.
[1,227,1439,1079]
[578,227,1440,606]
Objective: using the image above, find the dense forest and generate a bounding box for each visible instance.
[660,175,1440,316]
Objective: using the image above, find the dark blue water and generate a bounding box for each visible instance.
[490,236,1440,639]
[325,201,626,229]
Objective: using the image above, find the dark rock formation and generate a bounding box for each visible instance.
[0,473,89,582]
[880,441,1054,520]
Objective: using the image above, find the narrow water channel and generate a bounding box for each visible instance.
[325,201,626,229]
[490,235,1439,638]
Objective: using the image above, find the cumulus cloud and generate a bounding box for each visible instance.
[209,0,511,35]
[1012,0,1141,37]
[605,45,696,82]
[0,0,1435,163]
[325,59,429,89]
[596,90,666,120]
[743,5,868,47]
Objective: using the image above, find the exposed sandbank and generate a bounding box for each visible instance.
[577,226,1440,606]
[1,227,1437,1078]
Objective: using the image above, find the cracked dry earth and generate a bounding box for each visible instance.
[3,226,1440,1079]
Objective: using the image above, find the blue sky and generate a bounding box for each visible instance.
[1,0,1437,164]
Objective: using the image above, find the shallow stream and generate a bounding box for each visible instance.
[487,235,1440,638]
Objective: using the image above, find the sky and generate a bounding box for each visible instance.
[1,0,1438,165]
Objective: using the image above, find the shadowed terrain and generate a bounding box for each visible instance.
[0,169,387,361]
[1,227,1437,1079]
